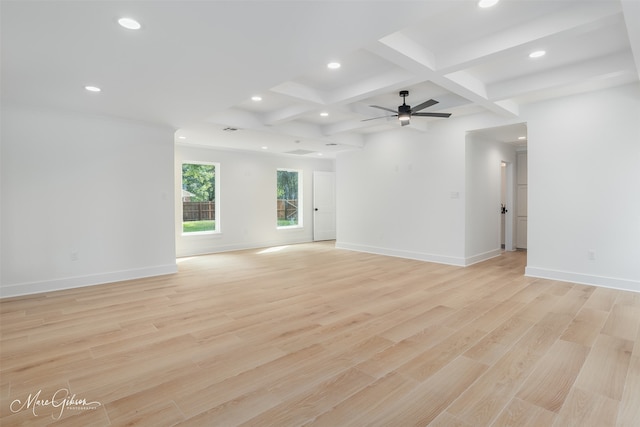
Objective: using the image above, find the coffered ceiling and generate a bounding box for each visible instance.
[2,1,639,157]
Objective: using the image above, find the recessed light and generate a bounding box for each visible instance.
[529,50,546,58]
[251,96,262,102]
[178,136,186,140]
[518,136,526,140]
[261,146,268,150]
[317,153,324,156]
[327,62,341,70]
[84,85,101,92]
[118,17,141,30]
[478,0,499,8]
[320,112,329,117]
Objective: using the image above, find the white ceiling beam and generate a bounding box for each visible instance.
[437,3,624,73]
[444,71,487,99]
[261,104,318,126]
[371,33,518,118]
[621,0,640,81]
[371,32,437,74]
[324,69,416,105]
[321,119,376,137]
[487,51,637,101]
[270,81,325,105]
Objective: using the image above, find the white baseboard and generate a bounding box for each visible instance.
[464,249,502,266]
[176,237,312,258]
[525,266,640,293]
[0,264,178,299]
[335,242,466,266]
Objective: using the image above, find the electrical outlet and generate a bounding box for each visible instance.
[587,250,595,261]
[70,251,79,261]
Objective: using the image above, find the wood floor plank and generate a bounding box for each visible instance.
[552,387,619,427]
[305,371,418,426]
[428,412,473,427]
[238,367,374,427]
[445,312,574,426]
[355,325,457,379]
[601,303,640,342]
[550,285,594,316]
[573,333,634,401]
[560,307,609,347]
[106,399,185,426]
[171,343,321,418]
[397,326,486,381]
[378,304,455,342]
[616,355,640,426]
[492,397,556,427]
[173,386,284,427]
[1,243,639,426]
[369,356,488,426]
[516,339,590,412]
[464,315,534,365]
[583,286,620,311]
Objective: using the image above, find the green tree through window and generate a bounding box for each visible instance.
[182,164,215,202]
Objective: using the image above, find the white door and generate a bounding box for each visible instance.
[313,171,336,241]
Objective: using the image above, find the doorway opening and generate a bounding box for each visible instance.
[465,122,527,266]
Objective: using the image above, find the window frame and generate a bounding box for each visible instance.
[181,161,220,236]
[276,168,303,229]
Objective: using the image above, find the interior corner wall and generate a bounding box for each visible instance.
[523,83,640,292]
[335,126,467,265]
[175,144,334,257]
[465,134,517,264]
[0,105,177,298]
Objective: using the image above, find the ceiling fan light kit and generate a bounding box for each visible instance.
[363,90,452,126]
[398,105,411,125]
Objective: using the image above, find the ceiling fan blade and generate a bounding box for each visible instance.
[369,105,397,114]
[412,112,452,118]
[411,99,439,112]
[361,114,397,122]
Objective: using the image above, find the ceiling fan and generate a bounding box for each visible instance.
[363,90,452,126]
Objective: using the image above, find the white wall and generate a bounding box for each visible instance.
[465,134,517,263]
[175,144,334,257]
[523,84,640,291]
[1,105,177,297]
[335,112,523,266]
[336,125,467,265]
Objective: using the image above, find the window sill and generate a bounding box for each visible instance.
[181,231,222,237]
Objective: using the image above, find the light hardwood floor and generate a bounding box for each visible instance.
[1,242,639,426]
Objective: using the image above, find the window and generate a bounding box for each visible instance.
[182,162,219,234]
[277,169,302,228]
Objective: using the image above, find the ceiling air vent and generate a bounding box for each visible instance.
[222,127,239,132]
[285,149,316,155]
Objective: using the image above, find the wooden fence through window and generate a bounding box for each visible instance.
[277,199,298,220]
[183,200,298,221]
[183,202,215,221]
